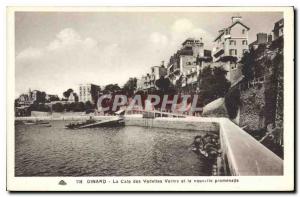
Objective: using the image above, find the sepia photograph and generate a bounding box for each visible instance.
[6,6,294,191]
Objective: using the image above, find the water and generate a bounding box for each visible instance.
[15,121,213,176]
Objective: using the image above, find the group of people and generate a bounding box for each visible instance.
[191,133,220,161]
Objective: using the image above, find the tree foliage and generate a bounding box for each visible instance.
[63,89,74,99]
[123,78,137,96]
[155,76,174,93]
[241,51,255,80]
[104,84,121,94]
[199,66,231,105]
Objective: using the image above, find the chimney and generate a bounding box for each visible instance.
[268,34,272,42]
[232,16,242,23]
[257,33,268,44]
[161,61,165,67]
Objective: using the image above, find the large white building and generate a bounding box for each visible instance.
[78,83,100,104]
[212,16,250,82]
[167,37,212,89]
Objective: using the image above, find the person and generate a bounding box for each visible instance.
[192,135,204,150]
[259,123,275,143]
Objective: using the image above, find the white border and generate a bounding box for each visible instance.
[6,6,294,191]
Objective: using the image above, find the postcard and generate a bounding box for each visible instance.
[7,6,294,191]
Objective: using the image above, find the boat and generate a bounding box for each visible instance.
[65,117,124,129]
[23,120,36,125]
[65,119,96,129]
[36,120,50,125]
[23,120,50,125]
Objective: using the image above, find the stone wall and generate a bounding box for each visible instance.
[125,116,219,132]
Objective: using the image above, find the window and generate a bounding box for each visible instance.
[231,63,237,70]
[229,40,236,45]
[229,49,237,56]
[242,29,246,34]
[242,40,248,45]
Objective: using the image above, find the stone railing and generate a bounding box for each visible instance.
[125,115,283,176]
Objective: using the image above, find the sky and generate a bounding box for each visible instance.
[15,11,283,97]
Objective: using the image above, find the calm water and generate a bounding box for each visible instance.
[15,121,212,176]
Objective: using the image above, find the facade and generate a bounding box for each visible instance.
[136,61,168,91]
[17,94,31,106]
[212,16,250,82]
[79,84,100,104]
[167,38,212,90]
[30,90,41,102]
[167,38,200,85]
[16,89,56,107]
[213,16,250,61]
[273,18,284,40]
[68,93,75,102]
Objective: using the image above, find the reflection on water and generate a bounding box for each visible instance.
[15,121,212,176]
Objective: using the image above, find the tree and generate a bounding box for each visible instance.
[74,102,85,112]
[84,101,94,110]
[104,84,121,94]
[73,93,79,102]
[123,78,137,96]
[241,51,255,81]
[212,67,231,97]
[225,87,241,119]
[49,95,60,102]
[63,89,74,99]
[199,66,231,105]
[155,76,171,92]
[52,103,64,112]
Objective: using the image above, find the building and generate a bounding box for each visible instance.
[136,61,168,91]
[148,61,168,89]
[167,38,212,87]
[79,84,100,104]
[166,37,212,91]
[17,94,31,106]
[249,33,273,50]
[213,16,250,61]
[136,78,144,91]
[68,93,76,102]
[30,90,41,103]
[151,62,167,80]
[45,94,59,102]
[212,16,250,82]
[273,18,284,41]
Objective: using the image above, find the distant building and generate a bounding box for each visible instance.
[249,33,273,50]
[136,61,168,91]
[213,16,250,61]
[273,18,284,40]
[68,93,75,102]
[136,78,145,91]
[212,16,250,82]
[148,61,168,89]
[167,37,212,87]
[79,84,100,104]
[17,94,31,106]
[45,94,59,102]
[30,90,41,103]
[16,89,50,106]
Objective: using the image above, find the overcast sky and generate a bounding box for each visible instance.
[15,11,282,97]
